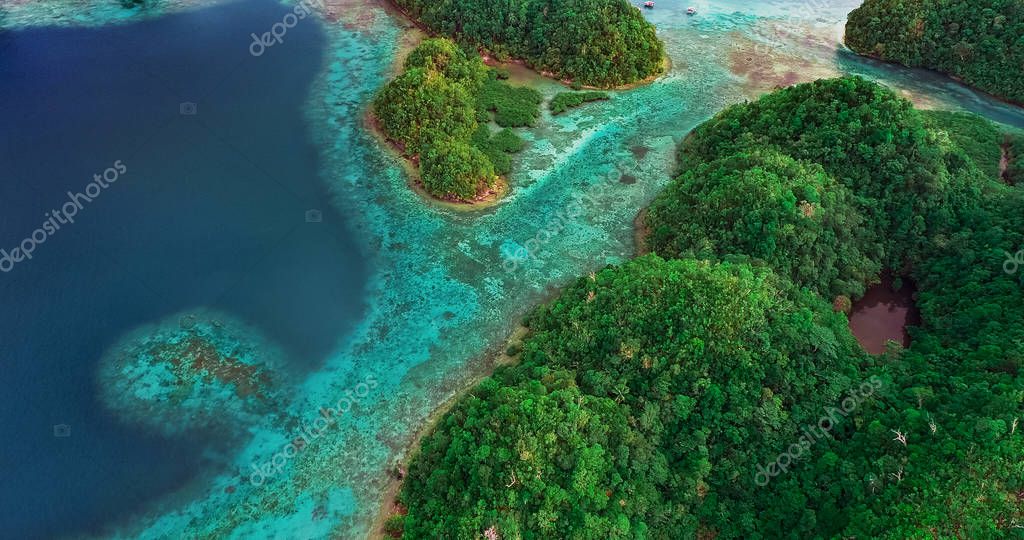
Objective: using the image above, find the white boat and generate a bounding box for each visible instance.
[686,6,697,14]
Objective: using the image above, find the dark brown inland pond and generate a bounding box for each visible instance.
[848,275,921,354]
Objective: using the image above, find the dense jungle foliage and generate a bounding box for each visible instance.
[845,0,1024,104]
[922,110,1005,179]
[663,77,953,276]
[920,109,1024,185]
[400,256,868,538]
[645,150,880,299]
[391,77,1024,538]
[1006,132,1024,185]
[389,0,665,87]
[373,38,539,201]
[549,92,610,115]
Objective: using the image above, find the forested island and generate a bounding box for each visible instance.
[372,38,540,202]
[386,0,666,88]
[373,0,668,203]
[383,77,1024,538]
[845,0,1024,104]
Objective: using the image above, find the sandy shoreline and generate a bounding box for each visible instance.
[362,18,518,211]
[366,326,529,539]
[362,110,512,211]
[356,4,669,520]
[361,0,670,214]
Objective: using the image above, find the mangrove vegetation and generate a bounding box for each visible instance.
[549,92,611,115]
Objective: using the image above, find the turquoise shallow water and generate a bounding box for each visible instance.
[4,0,1024,538]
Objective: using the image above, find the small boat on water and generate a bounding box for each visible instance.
[643,1,655,8]
[686,6,697,14]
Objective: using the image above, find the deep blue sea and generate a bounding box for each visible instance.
[0,1,370,536]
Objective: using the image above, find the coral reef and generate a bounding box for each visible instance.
[98,310,286,437]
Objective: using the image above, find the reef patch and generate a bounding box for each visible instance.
[98,309,287,437]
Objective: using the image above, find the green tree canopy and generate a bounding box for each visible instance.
[392,78,1024,538]
[391,0,665,87]
[420,140,497,201]
[399,256,866,538]
[646,150,881,298]
[846,0,1024,103]
[373,38,539,201]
